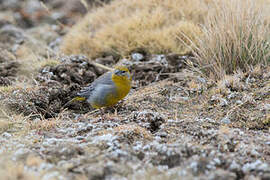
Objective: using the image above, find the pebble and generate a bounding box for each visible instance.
[235,100,243,105]
[131,53,144,61]
[250,149,260,157]
[229,160,241,170]
[13,148,30,161]
[42,171,64,180]
[2,132,12,138]
[197,77,206,83]
[242,160,270,172]
[221,117,231,124]
[219,98,228,107]
[156,131,167,138]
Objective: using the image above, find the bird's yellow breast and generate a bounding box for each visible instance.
[105,73,131,106]
[113,78,131,100]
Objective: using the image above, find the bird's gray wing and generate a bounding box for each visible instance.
[77,71,113,98]
[93,71,114,85]
[77,85,95,98]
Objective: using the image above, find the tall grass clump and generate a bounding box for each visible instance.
[190,0,270,80]
[61,0,211,58]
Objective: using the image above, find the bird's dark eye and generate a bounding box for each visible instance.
[115,70,126,75]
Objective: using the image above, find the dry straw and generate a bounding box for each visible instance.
[61,0,208,58]
[189,0,270,80]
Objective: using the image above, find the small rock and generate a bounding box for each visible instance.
[42,171,63,180]
[2,132,12,138]
[58,161,74,170]
[131,53,144,61]
[190,161,199,174]
[156,131,167,138]
[250,149,260,157]
[133,110,165,133]
[265,141,270,145]
[242,160,270,173]
[213,158,221,165]
[39,162,54,171]
[150,54,168,66]
[197,77,206,84]
[227,93,237,99]
[235,100,243,105]
[229,160,241,171]
[221,117,231,124]
[13,148,30,161]
[210,96,228,107]
[262,104,270,111]
[76,136,85,140]
[204,118,216,124]
[85,165,105,180]
[219,98,228,107]
[208,169,237,180]
[262,173,270,180]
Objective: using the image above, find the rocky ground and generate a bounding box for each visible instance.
[0,0,269,180]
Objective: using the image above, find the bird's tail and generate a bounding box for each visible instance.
[71,96,86,102]
[62,96,86,109]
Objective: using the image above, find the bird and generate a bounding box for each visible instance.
[71,66,132,109]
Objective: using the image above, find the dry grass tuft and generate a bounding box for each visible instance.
[216,72,245,94]
[0,119,10,133]
[26,154,44,167]
[190,0,270,80]
[0,85,19,94]
[38,58,60,68]
[27,117,60,131]
[15,46,53,78]
[0,159,39,180]
[61,0,210,58]
[114,124,153,140]
[26,111,67,131]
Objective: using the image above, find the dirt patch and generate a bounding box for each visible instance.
[193,66,270,130]
[2,55,108,118]
[0,48,19,86]
[2,52,188,118]
[36,55,105,86]
[120,53,188,87]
